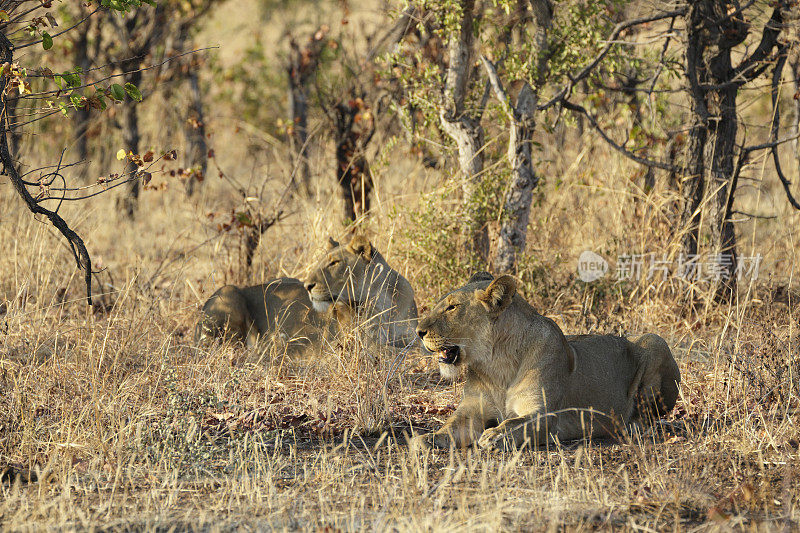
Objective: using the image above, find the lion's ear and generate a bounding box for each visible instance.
[467,271,494,284]
[327,237,340,250]
[347,234,374,261]
[476,275,516,312]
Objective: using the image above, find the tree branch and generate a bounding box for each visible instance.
[0,31,93,304]
[769,51,800,210]
[732,5,785,85]
[539,7,686,111]
[561,98,677,171]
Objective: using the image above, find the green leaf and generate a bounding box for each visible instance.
[62,71,81,88]
[42,31,53,50]
[109,83,126,101]
[124,83,142,102]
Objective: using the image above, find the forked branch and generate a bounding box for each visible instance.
[0,32,93,304]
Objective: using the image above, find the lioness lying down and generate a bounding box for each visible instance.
[305,234,418,348]
[195,277,325,350]
[412,273,680,449]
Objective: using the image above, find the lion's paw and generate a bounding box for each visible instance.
[477,426,506,450]
[409,433,435,452]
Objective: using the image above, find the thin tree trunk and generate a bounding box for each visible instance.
[439,0,488,260]
[679,122,706,259]
[336,151,372,222]
[489,0,550,273]
[792,58,799,175]
[72,19,91,178]
[681,7,708,259]
[119,69,142,218]
[5,94,20,167]
[288,65,311,196]
[707,67,739,298]
[440,0,482,193]
[287,29,326,197]
[184,70,208,197]
[684,1,750,299]
[493,83,538,273]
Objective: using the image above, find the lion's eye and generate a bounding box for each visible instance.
[445,304,457,312]
[328,260,340,267]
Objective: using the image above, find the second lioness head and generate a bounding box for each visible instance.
[305,234,376,312]
[416,272,517,380]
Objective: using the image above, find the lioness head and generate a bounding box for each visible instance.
[416,272,516,380]
[305,234,377,312]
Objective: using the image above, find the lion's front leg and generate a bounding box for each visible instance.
[478,413,556,450]
[412,399,497,450]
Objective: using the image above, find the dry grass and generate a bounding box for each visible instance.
[1,0,800,530]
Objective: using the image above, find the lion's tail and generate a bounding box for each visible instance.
[632,334,680,419]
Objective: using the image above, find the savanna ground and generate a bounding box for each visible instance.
[1,0,799,530]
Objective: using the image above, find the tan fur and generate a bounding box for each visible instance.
[412,273,680,450]
[305,234,418,347]
[195,277,326,352]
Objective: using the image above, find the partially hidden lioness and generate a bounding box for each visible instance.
[195,277,325,351]
[305,234,418,348]
[412,272,680,449]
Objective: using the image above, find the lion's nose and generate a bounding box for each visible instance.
[417,328,427,339]
[305,282,316,292]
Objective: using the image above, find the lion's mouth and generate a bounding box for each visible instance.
[437,345,460,365]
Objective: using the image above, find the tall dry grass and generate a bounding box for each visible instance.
[1,0,799,529]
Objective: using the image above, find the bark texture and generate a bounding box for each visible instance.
[681,2,789,299]
[488,0,551,273]
[72,17,92,177]
[440,0,483,192]
[184,69,208,197]
[333,98,375,223]
[492,83,539,273]
[119,68,142,218]
[287,29,327,197]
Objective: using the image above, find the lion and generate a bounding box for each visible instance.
[411,272,680,449]
[195,277,326,351]
[305,234,418,348]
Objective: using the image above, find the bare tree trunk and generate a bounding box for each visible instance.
[119,68,142,218]
[678,122,706,259]
[336,151,372,222]
[184,69,208,197]
[72,17,92,178]
[792,57,800,175]
[681,11,709,259]
[5,94,20,167]
[288,60,311,196]
[440,0,482,192]
[707,73,739,299]
[439,0,489,259]
[488,0,551,273]
[287,29,327,197]
[682,1,751,298]
[493,84,538,273]
[332,98,375,224]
